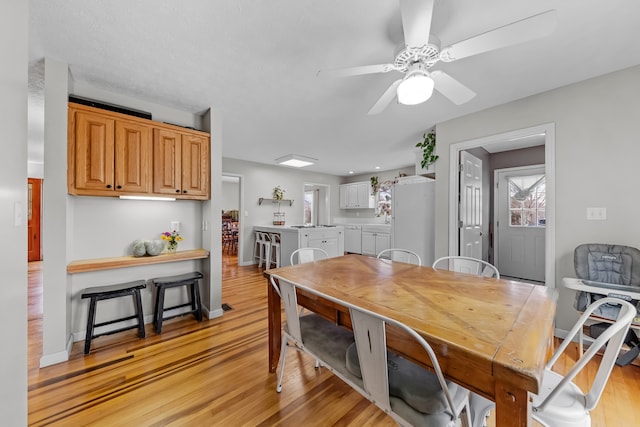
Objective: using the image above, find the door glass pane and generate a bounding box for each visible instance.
[508,174,545,227]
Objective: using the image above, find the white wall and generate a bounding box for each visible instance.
[1,1,28,423]
[222,181,240,211]
[40,58,71,367]
[222,158,341,265]
[434,64,640,331]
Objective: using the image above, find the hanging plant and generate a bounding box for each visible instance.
[370,176,379,195]
[416,130,439,169]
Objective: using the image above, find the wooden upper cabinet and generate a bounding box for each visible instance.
[72,111,115,192]
[68,102,210,200]
[115,120,152,193]
[181,133,210,198]
[153,129,182,196]
[153,129,210,199]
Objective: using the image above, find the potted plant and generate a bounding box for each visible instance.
[415,130,438,175]
[272,186,285,225]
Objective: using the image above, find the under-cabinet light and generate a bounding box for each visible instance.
[119,196,176,201]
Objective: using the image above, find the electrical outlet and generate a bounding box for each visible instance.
[170,221,181,232]
[586,207,606,220]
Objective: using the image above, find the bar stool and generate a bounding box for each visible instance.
[151,271,203,333]
[80,280,146,355]
[254,231,271,268]
[268,233,281,269]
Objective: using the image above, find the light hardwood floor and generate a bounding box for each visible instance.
[28,255,640,426]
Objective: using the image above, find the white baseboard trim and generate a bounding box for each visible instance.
[554,327,568,339]
[207,308,224,319]
[39,335,73,367]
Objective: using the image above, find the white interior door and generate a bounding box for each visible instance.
[494,165,546,282]
[459,151,482,259]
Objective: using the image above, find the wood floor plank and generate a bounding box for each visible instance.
[27,256,640,426]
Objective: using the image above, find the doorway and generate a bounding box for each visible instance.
[28,178,42,262]
[222,174,242,266]
[494,165,546,282]
[448,123,555,288]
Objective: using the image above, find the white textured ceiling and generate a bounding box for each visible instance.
[28,0,640,176]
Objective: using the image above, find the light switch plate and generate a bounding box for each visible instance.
[586,207,607,220]
[170,221,181,232]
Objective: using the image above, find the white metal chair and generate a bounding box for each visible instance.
[346,304,471,426]
[432,256,500,279]
[254,231,271,268]
[469,297,636,427]
[268,233,281,269]
[377,248,422,266]
[270,277,355,393]
[290,247,329,265]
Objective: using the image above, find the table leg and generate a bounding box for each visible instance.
[495,381,531,427]
[267,277,281,373]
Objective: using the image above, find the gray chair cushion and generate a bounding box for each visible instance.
[346,343,460,415]
[286,314,356,379]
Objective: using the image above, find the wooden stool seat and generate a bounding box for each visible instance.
[151,271,203,333]
[80,280,146,355]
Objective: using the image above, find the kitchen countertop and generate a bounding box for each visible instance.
[254,225,344,233]
[334,223,391,231]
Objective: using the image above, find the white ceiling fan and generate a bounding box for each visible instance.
[317,0,557,114]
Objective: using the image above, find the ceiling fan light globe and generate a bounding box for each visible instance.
[397,73,434,105]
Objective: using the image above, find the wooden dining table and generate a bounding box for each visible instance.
[266,254,558,427]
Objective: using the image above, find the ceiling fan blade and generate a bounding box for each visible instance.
[399,0,435,47]
[440,9,557,62]
[368,79,403,115]
[317,64,396,79]
[431,70,476,105]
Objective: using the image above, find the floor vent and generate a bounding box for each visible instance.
[222,303,233,312]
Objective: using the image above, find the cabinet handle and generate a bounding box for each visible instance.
[106,184,112,189]
[175,189,180,193]
[116,185,122,189]
[183,190,188,193]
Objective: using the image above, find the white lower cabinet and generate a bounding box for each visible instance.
[361,231,390,257]
[299,227,344,257]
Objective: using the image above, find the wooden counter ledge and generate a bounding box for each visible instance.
[67,249,210,273]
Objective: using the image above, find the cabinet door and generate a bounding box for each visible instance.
[322,237,340,257]
[347,185,359,207]
[356,182,372,208]
[73,111,115,191]
[339,185,349,209]
[115,120,152,193]
[361,232,376,256]
[376,233,391,253]
[181,133,210,198]
[153,129,182,195]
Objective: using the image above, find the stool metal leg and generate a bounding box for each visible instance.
[84,297,98,355]
[155,287,166,334]
[133,289,145,338]
[192,280,203,321]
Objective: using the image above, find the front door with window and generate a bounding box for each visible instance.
[495,166,545,282]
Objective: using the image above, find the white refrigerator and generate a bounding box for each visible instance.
[391,177,435,266]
